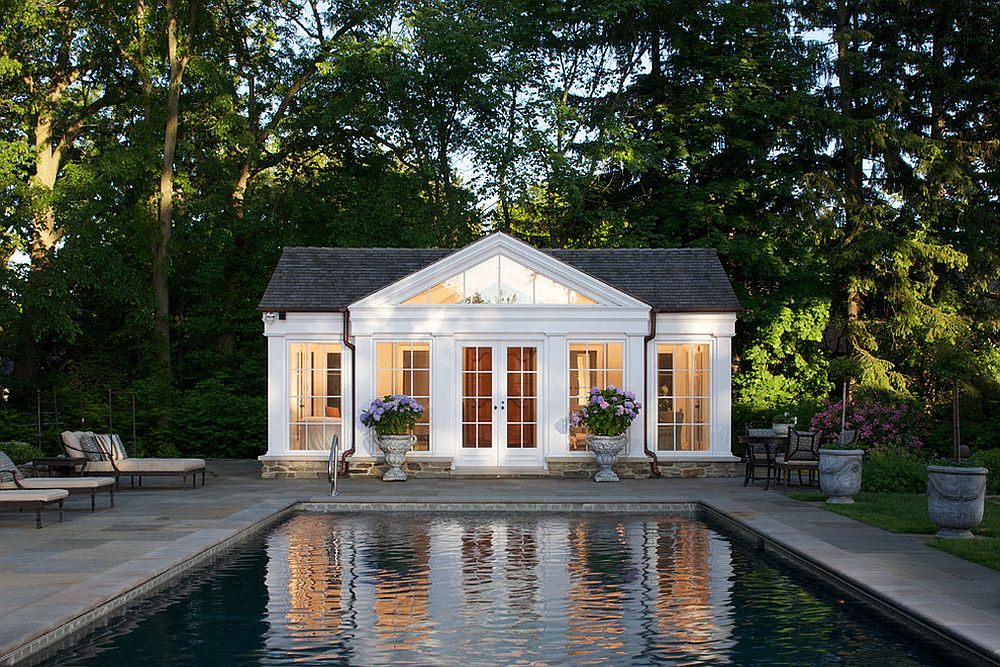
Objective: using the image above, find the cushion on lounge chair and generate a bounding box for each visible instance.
[0,489,69,503]
[61,431,87,459]
[83,458,204,474]
[15,477,116,490]
[93,434,115,459]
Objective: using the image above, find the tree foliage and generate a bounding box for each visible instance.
[1,0,997,456]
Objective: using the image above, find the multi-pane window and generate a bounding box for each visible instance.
[568,342,624,451]
[461,346,493,448]
[656,344,710,451]
[375,342,431,451]
[289,343,342,451]
[402,255,598,305]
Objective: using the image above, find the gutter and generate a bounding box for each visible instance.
[340,308,356,475]
[643,308,662,477]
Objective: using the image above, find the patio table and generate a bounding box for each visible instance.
[738,434,788,490]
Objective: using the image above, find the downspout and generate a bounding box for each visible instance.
[340,307,356,475]
[643,308,662,477]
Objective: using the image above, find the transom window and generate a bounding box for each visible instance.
[656,344,710,452]
[568,342,624,451]
[402,255,598,305]
[376,342,431,451]
[289,343,342,451]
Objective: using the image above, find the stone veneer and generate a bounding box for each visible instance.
[260,457,741,480]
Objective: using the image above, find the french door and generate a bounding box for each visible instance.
[458,343,541,468]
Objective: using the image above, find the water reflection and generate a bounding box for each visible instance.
[250,513,948,667]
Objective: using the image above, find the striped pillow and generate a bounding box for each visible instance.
[110,434,129,460]
[78,432,106,462]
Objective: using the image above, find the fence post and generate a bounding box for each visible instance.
[36,389,42,449]
[132,392,137,449]
[108,387,113,433]
[53,388,59,431]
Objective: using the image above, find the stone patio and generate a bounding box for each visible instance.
[1,460,998,665]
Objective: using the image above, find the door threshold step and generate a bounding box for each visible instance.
[451,467,549,478]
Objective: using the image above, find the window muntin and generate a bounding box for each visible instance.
[402,255,598,305]
[656,344,710,452]
[289,343,342,451]
[568,342,624,452]
[375,342,431,451]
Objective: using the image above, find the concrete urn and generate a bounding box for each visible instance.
[376,434,416,482]
[818,449,864,504]
[588,434,628,482]
[927,465,988,539]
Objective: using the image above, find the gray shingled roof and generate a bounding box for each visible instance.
[258,246,741,313]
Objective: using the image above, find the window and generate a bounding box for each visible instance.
[376,342,431,451]
[402,255,598,305]
[289,343,342,451]
[656,344,710,451]
[568,342,624,451]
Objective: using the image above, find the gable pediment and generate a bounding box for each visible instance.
[351,233,648,309]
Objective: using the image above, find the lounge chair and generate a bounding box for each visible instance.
[1,451,115,512]
[0,458,68,528]
[60,431,206,489]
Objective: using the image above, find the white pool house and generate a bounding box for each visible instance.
[257,233,741,479]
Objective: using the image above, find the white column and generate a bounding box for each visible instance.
[546,335,567,458]
[266,333,287,456]
[625,334,645,458]
[713,335,733,456]
[432,334,455,458]
[353,336,374,456]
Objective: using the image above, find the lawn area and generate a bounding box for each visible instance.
[786,492,1000,571]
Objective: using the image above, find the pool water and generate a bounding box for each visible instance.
[46,513,962,666]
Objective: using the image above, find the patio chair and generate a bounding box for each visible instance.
[0,457,68,528]
[60,431,206,489]
[743,427,779,487]
[774,428,820,488]
[0,451,115,512]
[839,429,858,446]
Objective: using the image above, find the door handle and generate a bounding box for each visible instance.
[500,400,506,411]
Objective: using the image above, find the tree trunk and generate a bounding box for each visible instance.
[152,0,190,376]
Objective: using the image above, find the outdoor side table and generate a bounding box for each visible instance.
[29,457,86,477]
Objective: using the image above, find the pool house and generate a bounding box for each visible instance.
[257,232,741,478]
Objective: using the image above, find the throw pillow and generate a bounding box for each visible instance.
[0,451,23,482]
[78,432,105,462]
[110,434,128,460]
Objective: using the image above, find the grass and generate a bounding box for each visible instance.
[786,492,1000,571]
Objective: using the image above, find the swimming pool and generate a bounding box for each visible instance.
[44,512,962,666]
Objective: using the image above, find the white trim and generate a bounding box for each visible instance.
[351,233,650,310]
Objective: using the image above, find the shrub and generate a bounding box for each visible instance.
[861,450,928,493]
[0,441,44,464]
[971,448,1000,495]
[810,398,925,454]
[169,379,267,459]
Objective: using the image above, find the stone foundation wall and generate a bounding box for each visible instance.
[261,457,741,480]
[546,459,742,479]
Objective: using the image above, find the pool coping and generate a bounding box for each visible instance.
[3,498,999,666]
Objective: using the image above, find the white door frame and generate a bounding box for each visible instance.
[454,340,544,469]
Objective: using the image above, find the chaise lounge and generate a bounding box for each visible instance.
[0,458,68,528]
[1,451,116,512]
[60,431,206,489]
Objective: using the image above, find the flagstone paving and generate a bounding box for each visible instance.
[1,460,998,665]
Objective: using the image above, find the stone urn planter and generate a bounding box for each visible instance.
[927,465,988,539]
[588,434,628,482]
[376,434,416,482]
[818,449,864,504]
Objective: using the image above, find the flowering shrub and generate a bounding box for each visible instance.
[809,399,924,452]
[360,395,425,436]
[570,386,641,437]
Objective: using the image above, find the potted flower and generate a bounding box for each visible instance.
[818,435,864,504]
[570,386,641,482]
[360,394,425,482]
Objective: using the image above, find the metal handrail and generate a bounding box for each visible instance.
[328,434,340,496]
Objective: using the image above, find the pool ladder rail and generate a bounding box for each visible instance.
[328,434,339,497]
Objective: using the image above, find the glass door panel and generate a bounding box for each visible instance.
[504,346,537,451]
[461,346,494,449]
